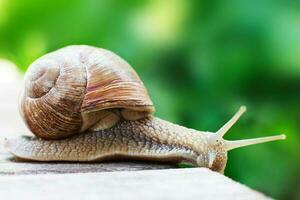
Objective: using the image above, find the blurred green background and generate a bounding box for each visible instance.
[0,0,299,199]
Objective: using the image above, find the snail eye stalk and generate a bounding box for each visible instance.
[225,134,286,151]
[207,106,286,150]
[216,106,247,139]
[207,106,246,145]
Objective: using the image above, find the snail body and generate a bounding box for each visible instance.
[5,45,285,173]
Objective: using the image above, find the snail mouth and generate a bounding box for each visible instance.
[209,154,227,174]
[196,151,227,173]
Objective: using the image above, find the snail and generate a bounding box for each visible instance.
[5,45,286,173]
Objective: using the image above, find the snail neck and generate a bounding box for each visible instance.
[107,117,211,166]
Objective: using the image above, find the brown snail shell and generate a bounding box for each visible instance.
[20,45,154,139]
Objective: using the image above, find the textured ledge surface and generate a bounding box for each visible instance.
[0,167,270,200]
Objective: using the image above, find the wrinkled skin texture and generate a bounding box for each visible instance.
[6,117,228,173]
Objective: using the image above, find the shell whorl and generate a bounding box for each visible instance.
[21,45,154,139]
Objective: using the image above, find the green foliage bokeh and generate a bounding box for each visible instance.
[0,0,300,199]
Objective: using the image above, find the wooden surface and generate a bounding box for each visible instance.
[0,167,270,200]
[0,61,272,200]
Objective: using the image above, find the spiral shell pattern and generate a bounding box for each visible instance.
[20,45,154,139]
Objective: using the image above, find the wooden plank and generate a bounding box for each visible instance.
[0,168,271,200]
